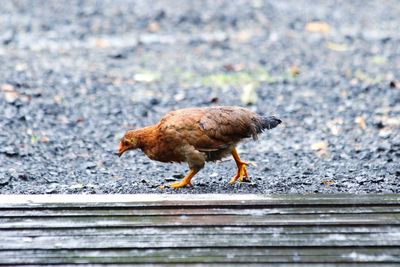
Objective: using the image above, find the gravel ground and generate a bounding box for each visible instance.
[0,0,399,194]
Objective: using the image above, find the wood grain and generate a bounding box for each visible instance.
[0,194,399,265]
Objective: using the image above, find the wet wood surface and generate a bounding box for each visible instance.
[0,194,399,266]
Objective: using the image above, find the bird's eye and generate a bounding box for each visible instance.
[123,140,130,146]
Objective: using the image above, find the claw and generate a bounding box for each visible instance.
[229,148,253,184]
[169,168,198,188]
[229,163,250,184]
[170,180,193,188]
[245,161,257,167]
[239,161,257,167]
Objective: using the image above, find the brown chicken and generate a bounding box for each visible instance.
[118,106,281,188]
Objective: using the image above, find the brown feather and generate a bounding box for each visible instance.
[119,106,281,169]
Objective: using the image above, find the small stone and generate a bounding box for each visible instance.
[18,173,29,180]
[389,80,400,88]
[70,183,84,190]
[46,184,59,193]
[375,121,385,129]
[209,172,218,178]
[85,162,97,169]
[0,174,11,186]
[109,52,127,59]
[149,98,160,105]
[1,30,14,45]
[0,146,19,157]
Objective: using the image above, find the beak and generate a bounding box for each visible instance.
[117,145,127,157]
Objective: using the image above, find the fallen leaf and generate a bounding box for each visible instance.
[53,95,62,104]
[322,180,335,186]
[147,22,161,32]
[223,63,245,72]
[235,30,253,43]
[1,83,14,92]
[223,64,235,72]
[290,65,300,77]
[326,42,349,52]
[2,83,20,103]
[311,141,329,156]
[40,136,50,143]
[5,91,20,103]
[311,141,328,151]
[240,83,258,105]
[355,116,367,130]
[95,38,109,48]
[305,21,331,33]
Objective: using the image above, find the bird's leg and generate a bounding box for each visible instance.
[229,148,252,184]
[170,168,199,188]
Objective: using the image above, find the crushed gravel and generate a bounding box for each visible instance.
[0,0,399,194]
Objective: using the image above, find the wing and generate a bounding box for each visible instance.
[157,108,214,147]
[157,108,230,152]
[197,106,260,149]
[157,106,262,153]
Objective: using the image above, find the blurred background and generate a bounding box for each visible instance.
[0,0,399,194]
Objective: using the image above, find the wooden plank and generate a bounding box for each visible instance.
[1,232,399,250]
[0,194,398,265]
[0,194,399,208]
[1,213,399,229]
[1,226,397,237]
[0,248,399,264]
[1,206,400,217]
[0,254,398,265]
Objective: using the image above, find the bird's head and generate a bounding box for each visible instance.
[117,131,140,157]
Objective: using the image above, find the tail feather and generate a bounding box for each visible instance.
[261,116,282,130]
[251,115,282,139]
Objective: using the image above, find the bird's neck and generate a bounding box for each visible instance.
[135,125,158,149]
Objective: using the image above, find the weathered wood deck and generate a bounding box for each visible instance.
[0,194,399,266]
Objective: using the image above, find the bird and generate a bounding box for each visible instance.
[118,106,282,188]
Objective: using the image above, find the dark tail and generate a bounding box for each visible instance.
[251,115,282,139]
[261,116,282,130]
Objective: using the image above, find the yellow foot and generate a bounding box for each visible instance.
[170,180,193,188]
[229,162,251,184]
[169,168,199,188]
